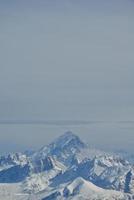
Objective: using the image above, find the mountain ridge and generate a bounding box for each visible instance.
[0,132,133,199]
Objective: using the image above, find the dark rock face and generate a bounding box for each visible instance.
[33,157,54,173]
[0,164,30,183]
[124,171,132,193]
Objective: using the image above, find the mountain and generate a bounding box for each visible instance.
[32,131,88,166]
[0,131,133,200]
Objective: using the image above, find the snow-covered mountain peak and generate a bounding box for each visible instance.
[32,132,87,166]
[52,131,86,149]
[0,152,28,171]
[92,154,130,168]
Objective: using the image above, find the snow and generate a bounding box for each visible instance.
[64,177,125,199]
[42,177,129,200]
[23,169,61,193]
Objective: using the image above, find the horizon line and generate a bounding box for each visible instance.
[0,120,133,125]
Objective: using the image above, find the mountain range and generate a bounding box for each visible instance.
[0,131,133,200]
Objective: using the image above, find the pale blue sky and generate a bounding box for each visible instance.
[0,0,134,153]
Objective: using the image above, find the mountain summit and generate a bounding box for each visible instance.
[51,131,87,150]
[32,131,87,166]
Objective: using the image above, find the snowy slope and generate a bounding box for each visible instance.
[42,177,130,200]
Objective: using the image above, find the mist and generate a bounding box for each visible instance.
[0,0,134,153]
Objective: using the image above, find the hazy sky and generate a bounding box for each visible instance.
[0,0,134,153]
